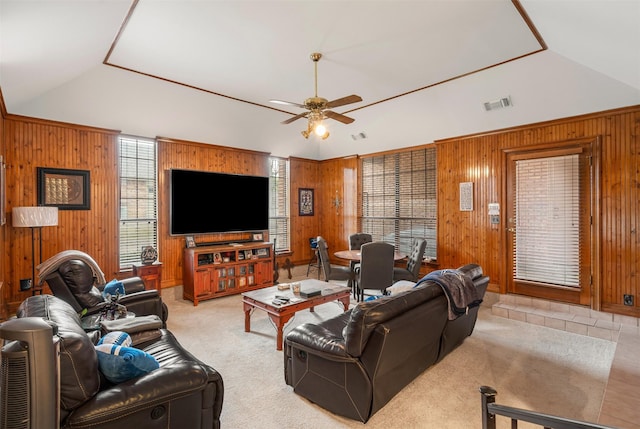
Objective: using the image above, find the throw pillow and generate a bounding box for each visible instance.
[102,279,125,299]
[385,280,417,295]
[95,331,159,384]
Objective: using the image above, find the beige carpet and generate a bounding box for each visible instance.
[163,285,615,428]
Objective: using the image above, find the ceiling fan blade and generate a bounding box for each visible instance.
[326,94,362,109]
[270,99,306,109]
[324,110,355,124]
[281,111,308,125]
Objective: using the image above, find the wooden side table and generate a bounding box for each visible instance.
[132,262,163,295]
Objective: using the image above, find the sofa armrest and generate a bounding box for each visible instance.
[68,362,222,427]
[100,315,163,345]
[285,323,351,360]
[121,277,146,293]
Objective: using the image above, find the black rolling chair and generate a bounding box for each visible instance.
[306,237,321,279]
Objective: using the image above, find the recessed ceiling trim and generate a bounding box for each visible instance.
[102,0,548,120]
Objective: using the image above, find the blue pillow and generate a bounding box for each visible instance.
[95,331,159,384]
[102,279,125,299]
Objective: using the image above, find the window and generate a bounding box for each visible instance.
[361,147,437,258]
[514,154,580,287]
[118,136,157,270]
[269,157,290,252]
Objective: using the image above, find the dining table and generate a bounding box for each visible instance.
[334,249,407,262]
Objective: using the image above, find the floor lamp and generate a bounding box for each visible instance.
[12,206,59,295]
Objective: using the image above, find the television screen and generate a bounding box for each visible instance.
[170,169,269,236]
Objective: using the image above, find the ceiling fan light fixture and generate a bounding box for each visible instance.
[314,122,327,137]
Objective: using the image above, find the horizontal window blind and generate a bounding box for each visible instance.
[361,147,437,258]
[514,154,580,287]
[269,157,289,252]
[119,136,158,270]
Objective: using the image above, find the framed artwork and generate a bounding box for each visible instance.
[213,252,222,264]
[37,167,90,210]
[185,236,196,248]
[252,232,263,242]
[244,250,253,260]
[299,188,314,216]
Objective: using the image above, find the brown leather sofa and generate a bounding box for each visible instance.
[284,263,489,422]
[16,294,223,429]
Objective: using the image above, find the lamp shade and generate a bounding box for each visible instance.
[12,206,58,227]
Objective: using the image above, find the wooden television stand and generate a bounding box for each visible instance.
[183,241,274,306]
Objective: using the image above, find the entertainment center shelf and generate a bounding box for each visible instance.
[183,242,274,306]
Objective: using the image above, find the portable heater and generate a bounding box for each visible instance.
[0,317,59,429]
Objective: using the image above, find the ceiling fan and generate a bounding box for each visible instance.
[270,53,362,140]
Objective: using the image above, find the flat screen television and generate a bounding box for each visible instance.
[170,169,269,236]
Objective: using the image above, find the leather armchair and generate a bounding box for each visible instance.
[41,258,168,327]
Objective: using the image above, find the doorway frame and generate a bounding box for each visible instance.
[501,137,602,309]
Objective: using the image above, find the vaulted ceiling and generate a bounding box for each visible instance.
[1,0,639,160]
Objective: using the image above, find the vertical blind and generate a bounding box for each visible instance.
[514,154,580,287]
[361,147,437,258]
[119,136,158,270]
[269,157,289,252]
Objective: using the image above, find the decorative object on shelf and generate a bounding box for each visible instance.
[37,167,90,210]
[140,246,158,265]
[185,235,196,248]
[299,188,314,216]
[213,252,222,264]
[12,206,59,295]
[252,232,263,241]
[331,190,342,215]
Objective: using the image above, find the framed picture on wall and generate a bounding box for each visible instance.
[37,167,90,210]
[299,188,314,216]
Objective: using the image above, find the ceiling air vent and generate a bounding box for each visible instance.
[351,132,367,140]
[483,96,512,112]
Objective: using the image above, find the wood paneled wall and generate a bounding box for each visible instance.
[2,116,121,312]
[2,104,638,319]
[156,137,271,287]
[435,106,640,316]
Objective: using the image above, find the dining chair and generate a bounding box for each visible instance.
[356,241,395,302]
[393,238,427,282]
[316,236,354,285]
[348,233,372,293]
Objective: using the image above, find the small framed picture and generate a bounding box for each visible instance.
[299,188,314,216]
[37,167,91,210]
[256,248,268,257]
[213,252,222,264]
[244,250,253,260]
[185,235,196,248]
[252,232,263,242]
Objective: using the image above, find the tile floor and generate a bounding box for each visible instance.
[489,293,640,429]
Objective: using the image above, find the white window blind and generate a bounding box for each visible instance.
[514,154,580,287]
[361,147,437,258]
[269,157,289,252]
[119,136,158,270]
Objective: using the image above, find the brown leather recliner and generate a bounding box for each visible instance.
[41,258,168,327]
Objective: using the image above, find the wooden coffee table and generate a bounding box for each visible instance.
[242,279,350,351]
